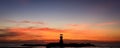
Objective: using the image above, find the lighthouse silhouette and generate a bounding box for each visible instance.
[59,34,63,46]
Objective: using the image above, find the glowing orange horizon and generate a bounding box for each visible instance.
[4,26,119,42]
[0,20,120,42]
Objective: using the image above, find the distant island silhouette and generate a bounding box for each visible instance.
[22,34,95,48]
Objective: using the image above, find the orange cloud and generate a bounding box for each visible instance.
[7,27,64,39]
[0,28,44,41]
[96,21,119,26]
[5,20,45,25]
[66,21,119,29]
[5,20,17,23]
[66,24,92,30]
[20,20,45,25]
[20,20,31,23]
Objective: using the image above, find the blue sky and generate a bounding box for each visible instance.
[0,0,120,28]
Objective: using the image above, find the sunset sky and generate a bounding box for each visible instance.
[0,0,120,42]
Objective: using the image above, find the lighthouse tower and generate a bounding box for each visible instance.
[59,34,63,45]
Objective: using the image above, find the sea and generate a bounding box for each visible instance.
[0,43,120,48]
[32,46,119,48]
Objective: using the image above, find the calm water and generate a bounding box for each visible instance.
[32,46,119,48]
[0,43,120,48]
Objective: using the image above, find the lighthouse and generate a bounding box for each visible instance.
[59,34,63,45]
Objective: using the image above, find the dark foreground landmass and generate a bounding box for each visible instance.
[22,42,95,48]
